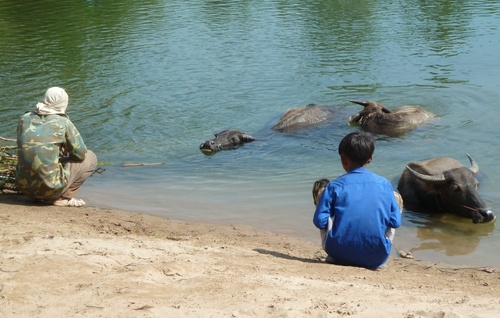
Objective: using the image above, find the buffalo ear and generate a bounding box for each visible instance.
[382,107,392,113]
[230,136,241,145]
[348,113,362,125]
[242,134,255,142]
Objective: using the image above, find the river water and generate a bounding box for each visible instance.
[1,0,500,267]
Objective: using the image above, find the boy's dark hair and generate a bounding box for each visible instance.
[338,132,375,166]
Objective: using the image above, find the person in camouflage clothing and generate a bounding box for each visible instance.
[16,87,97,207]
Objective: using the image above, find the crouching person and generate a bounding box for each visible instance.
[16,87,97,207]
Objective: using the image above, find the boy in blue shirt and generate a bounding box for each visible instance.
[313,132,401,269]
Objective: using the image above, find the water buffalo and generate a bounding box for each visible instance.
[199,130,255,154]
[348,100,435,136]
[397,154,495,223]
[272,104,335,132]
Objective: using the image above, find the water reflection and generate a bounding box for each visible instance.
[414,0,473,52]
[405,212,496,256]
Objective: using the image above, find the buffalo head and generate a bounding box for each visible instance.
[347,100,436,136]
[347,100,391,126]
[199,130,255,154]
[398,154,495,223]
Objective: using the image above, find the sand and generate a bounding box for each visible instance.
[1,192,499,318]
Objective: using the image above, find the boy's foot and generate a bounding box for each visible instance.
[325,256,336,264]
[52,198,86,207]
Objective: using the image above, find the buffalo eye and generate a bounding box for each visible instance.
[451,184,461,192]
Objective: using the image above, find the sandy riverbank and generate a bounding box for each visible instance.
[1,192,499,317]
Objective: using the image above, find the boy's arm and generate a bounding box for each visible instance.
[313,186,333,229]
[388,190,402,229]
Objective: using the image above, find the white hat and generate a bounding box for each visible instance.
[36,87,69,115]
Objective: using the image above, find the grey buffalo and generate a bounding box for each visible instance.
[199,130,255,154]
[272,104,335,132]
[397,154,495,223]
[348,100,435,136]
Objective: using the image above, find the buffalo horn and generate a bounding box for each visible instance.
[465,153,479,174]
[349,100,369,107]
[405,165,446,183]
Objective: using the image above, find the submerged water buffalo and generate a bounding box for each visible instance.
[272,103,335,132]
[397,154,495,223]
[348,100,435,136]
[199,130,255,154]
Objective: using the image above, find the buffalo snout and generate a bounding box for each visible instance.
[199,140,221,153]
[472,209,495,224]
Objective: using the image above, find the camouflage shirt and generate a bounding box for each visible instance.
[16,111,87,200]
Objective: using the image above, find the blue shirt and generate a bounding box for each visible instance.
[313,167,401,269]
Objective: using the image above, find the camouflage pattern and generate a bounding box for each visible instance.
[16,111,87,200]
